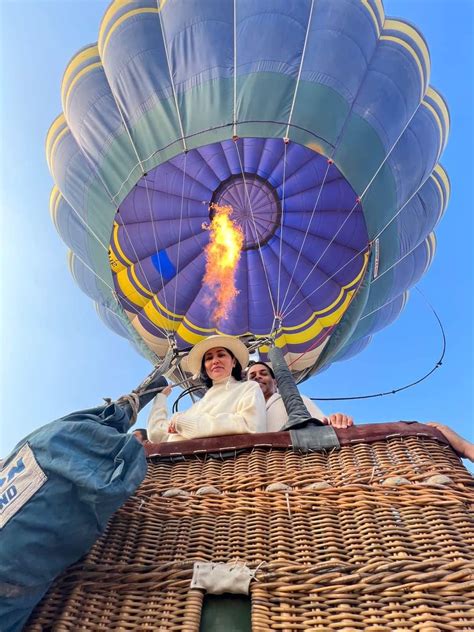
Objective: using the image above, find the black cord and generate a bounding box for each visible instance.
[310,287,446,402]
[172,386,203,413]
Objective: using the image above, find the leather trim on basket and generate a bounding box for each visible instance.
[144,422,450,458]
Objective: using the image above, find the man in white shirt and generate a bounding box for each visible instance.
[247,361,354,433]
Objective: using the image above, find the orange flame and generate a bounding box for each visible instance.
[203,203,244,322]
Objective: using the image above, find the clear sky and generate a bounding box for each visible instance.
[0,1,472,470]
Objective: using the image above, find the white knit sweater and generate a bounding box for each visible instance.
[147,377,266,443]
[265,393,325,432]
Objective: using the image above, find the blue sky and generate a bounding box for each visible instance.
[1,0,472,469]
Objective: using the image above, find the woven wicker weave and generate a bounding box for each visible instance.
[26,424,474,630]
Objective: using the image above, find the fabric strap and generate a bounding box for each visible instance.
[290,424,340,452]
[268,346,324,430]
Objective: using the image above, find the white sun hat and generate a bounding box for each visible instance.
[184,335,249,376]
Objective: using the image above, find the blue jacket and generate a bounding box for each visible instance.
[0,403,146,631]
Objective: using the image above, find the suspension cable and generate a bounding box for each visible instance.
[284,0,315,140]
[309,286,446,401]
[280,30,429,318]
[172,151,188,318]
[275,140,288,315]
[172,385,203,413]
[234,140,277,316]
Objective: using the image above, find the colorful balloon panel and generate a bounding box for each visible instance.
[47,0,449,375]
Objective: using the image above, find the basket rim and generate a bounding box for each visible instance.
[144,421,450,459]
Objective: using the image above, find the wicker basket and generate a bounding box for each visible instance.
[26,423,474,631]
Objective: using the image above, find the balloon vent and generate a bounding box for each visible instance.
[211,174,281,251]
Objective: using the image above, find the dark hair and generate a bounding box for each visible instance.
[200,347,244,389]
[247,360,275,379]
[133,428,148,441]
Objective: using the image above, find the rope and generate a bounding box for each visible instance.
[282,152,441,321]
[91,117,331,206]
[233,0,238,138]
[234,140,277,317]
[359,293,405,321]
[309,286,446,401]
[282,241,368,321]
[173,152,188,317]
[106,118,334,205]
[284,0,315,140]
[367,180,443,282]
[157,5,187,152]
[115,381,171,425]
[78,66,165,315]
[58,195,110,254]
[275,140,288,315]
[71,249,170,340]
[279,158,333,315]
[172,386,202,413]
[54,197,159,344]
[141,175,174,316]
[115,392,140,425]
[280,33,429,318]
[176,360,198,403]
[63,38,194,340]
[114,347,177,422]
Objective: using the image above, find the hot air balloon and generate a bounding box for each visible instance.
[46,0,449,381]
[15,6,474,632]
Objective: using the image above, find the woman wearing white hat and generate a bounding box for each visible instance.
[147,335,266,443]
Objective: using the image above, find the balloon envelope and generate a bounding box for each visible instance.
[48,0,449,376]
